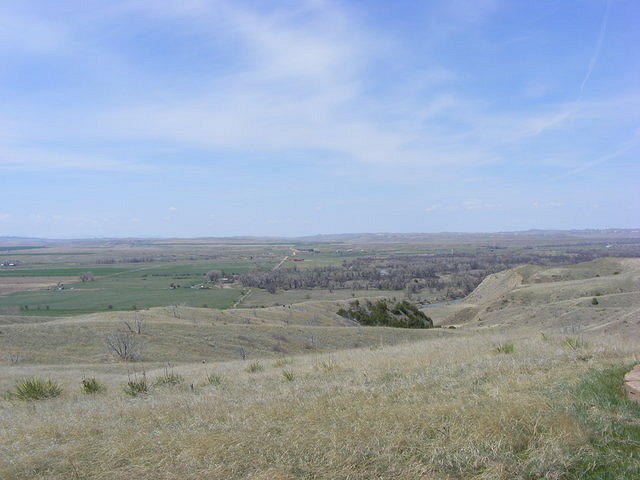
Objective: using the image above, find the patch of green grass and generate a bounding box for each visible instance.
[0,274,243,315]
[81,377,105,394]
[0,267,130,277]
[14,377,62,400]
[568,365,640,479]
[0,246,45,251]
[281,370,295,382]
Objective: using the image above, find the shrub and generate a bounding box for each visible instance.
[316,359,338,372]
[14,378,62,400]
[591,297,599,305]
[206,373,224,386]
[282,370,295,382]
[123,374,148,397]
[493,342,515,354]
[153,365,183,387]
[564,337,586,350]
[246,362,264,373]
[337,299,433,328]
[81,377,105,394]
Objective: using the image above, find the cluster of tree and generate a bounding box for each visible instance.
[79,271,94,282]
[239,246,640,297]
[337,299,433,328]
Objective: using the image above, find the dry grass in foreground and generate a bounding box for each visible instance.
[1,328,639,479]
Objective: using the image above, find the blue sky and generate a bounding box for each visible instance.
[0,0,638,238]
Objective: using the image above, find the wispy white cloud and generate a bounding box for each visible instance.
[550,131,640,181]
[0,0,637,187]
[580,0,612,96]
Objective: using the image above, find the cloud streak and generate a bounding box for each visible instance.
[580,0,612,96]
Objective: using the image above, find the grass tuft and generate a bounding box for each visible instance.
[281,370,295,382]
[14,377,62,400]
[123,374,149,397]
[315,359,338,372]
[246,362,264,373]
[81,378,105,394]
[563,337,586,350]
[206,373,224,386]
[153,365,183,387]
[273,357,293,368]
[492,342,515,354]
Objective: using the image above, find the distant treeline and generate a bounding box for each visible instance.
[239,245,640,296]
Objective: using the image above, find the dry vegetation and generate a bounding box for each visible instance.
[1,329,638,479]
[0,254,639,479]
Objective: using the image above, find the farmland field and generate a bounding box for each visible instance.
[0,257,275,315]
[1,232,639,316]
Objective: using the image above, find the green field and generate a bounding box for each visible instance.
[0,246,45,251]
[0,275,242,315]
[0,261,273,315]
[0,267,131,277]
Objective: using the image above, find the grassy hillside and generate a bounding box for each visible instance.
[1,329,638,479]
[423,258,640,338]
[1,258,638,479]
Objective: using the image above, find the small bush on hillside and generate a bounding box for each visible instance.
[564,337,586,350]
[591,297,599,305]
[315,359,338,372]
[14,378,62,400]
[123,374,148,397]
[493,342,515,354]
[246,362,264,373]
[282,370,295,382]
[153,365,183,387]
[81,378,105,394]
[206,373,224,386]
[337,299,433,328]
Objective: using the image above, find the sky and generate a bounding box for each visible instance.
[0,0,638,238]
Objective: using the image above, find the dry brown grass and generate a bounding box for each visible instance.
[1,326,636,479]
[1,258,638,479]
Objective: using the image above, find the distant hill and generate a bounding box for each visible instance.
[1,228,639,246]
[424,257,640,340]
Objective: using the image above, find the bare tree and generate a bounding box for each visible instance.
[124,312,146,334]
[205,269,223,283]
[106,332,141,361]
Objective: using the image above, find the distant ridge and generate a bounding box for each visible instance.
[0,228,639,245]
